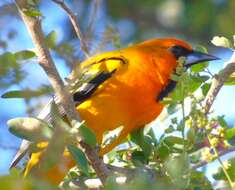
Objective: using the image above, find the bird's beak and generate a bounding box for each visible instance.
[185,50,219,67]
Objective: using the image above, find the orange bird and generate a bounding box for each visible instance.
[10,38,218,184]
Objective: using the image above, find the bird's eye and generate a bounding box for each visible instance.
[168,45,192,59]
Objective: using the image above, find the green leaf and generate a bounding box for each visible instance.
[14,50,36,60]
[130,129,152,158]
[167,103,177,114]
[45,31,57,49]
[7,117,52,142]
[164,125,175,134]
[23,9,42,17]
[67,145,89,176]
[164,153,190,188]
[170,74,180,81]
[187,127,195,146]
[225,125,235,140]
[217,116,228,128]
[1,86,52,99]
[164,136,185,146]
[73,122,97,148]
[190,170,212,190]
[213,158,235,181]
[0,52,17,66]
[201,83,211,96]
[161,97,174,105]
[191,63,208,73]
[191,75,210,83]
[155,142,170,159]
[211,36,233,48]
[131,150,147,166]
[224,73,235,86]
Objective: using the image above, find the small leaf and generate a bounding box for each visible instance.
[213,158,235,181]
[130,129,152,158]
[155,142,170,159]
[211,36,232,48]
[201,83,211,96]
[73,122,97,148]
[164,153,190,188]
[45,31,57,49]
[167,103,177,114]
[187,127,195,145]
[191,75,210,83]
[131,150,147,166]
[225,125,235,140]
[224,73,235,86]
[164,136,185,146]
[1,87,52,99]
[171,74,180,81]
[14,50,36,60]
[165,125,175,134]
[23,9,42,17]
[217,116,228,128]
[161,97,174,105]
[7,117,52,142]
[67,145,89,176]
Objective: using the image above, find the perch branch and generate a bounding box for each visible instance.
[204,51,235,114]
[14,0,109,184]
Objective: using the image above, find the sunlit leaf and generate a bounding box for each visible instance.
[224,73,235,86]
[45,31,57,49]
[225,125,235,140]
[15,50,36,60]
[23,9,42,17]
[1,86,52,99]
[211,36,232,48]
[7,117,52,142]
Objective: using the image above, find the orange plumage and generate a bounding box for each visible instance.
[14,38,217,184]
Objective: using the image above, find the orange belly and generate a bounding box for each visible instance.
[77,57,165,143]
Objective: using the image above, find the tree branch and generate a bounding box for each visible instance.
[192,146,235,169]
[51,0,90,58]
[14,0,109,184]
[192,50,235,169]
[204,51,235,114]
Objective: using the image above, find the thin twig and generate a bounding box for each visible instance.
[204,51,235,114]
[14,0,109,184]
[51,0,90,58]
[192,146,235,169]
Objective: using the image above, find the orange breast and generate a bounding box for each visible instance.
[77,45,177,143]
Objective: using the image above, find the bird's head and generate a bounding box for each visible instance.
[158,38,219,67]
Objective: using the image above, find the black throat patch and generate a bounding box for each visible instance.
[156,45,191,101]
[156,80,177,101]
